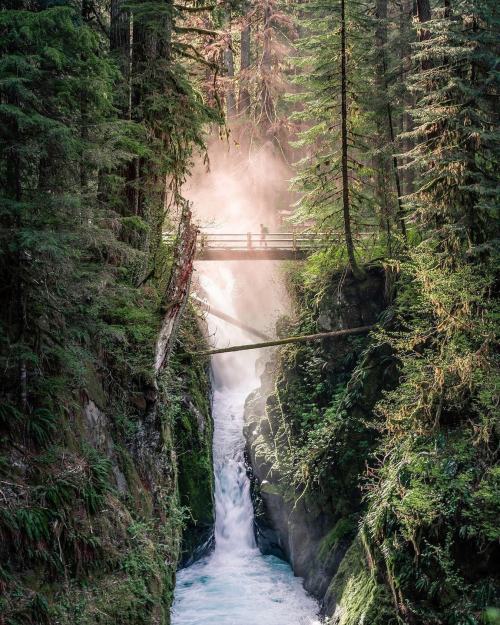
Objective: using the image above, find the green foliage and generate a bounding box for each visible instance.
[361,237,499,622]
[289,0,397,262]
[325,536,397,625]
[0,0,218,622]
[26,408,58,447]
[403,0,499,251]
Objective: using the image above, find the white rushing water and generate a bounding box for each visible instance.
[171,264,320,625]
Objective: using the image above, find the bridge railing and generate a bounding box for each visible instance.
[163,231,329,251]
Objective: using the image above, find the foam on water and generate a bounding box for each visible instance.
[171,385,320,625]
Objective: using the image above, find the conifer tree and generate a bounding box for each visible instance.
[405,0,499,251]
[290,0,377,277]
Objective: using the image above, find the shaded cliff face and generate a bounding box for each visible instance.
[245,260,500,625]
[0,305,213,625]
[244,267,398,618]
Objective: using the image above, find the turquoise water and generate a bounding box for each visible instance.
[171,385,320,625]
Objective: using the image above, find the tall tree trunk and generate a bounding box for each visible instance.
[386,103,407,240]
[239,18,251,114]
[111,0,136,215]
[110,0,133,119]
[261,2,275,128]
[416,0,431,24]
[224,37,237,118]
[375,0,407,241]
[340,0,362,279]
[400,0,415,197]
[416,0,431,59]
[132,0,173,277]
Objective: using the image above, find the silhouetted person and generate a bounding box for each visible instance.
[260,223,268,248]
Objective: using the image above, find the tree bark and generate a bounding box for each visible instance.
[416,0,431,23]
[387,103,407,240]
[193,325,374,356]
[400,0,415,196]
[155,208,198,374]
[224,37,237,118]
[238,19,251,114]
[374,0,407,240]
[416,0,431,49]
[260,2,275,128]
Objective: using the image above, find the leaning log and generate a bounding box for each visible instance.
[155,208,198,374]
[191,325,374,356]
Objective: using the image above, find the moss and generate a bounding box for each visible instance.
[260,481,283,497]
[325,536,397,625]
[318,518,356,562]
[115,445,154,518]
[172,308,214,561]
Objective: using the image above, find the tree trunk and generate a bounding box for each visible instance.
[261,2,275,128]
[400,0,415,197]
[110,0,133,119]
[155,208,198,374]
[416,0,431,23]
[340,0,362,278]
[387,103,407,240]
[416,0,431,51]
[194,325,374,356]
[374,0,407,242]
[239,19,251,114]
[224,37,237,118]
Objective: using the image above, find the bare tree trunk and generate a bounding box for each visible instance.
[375,0,407,241]
[224,37,237,118]
[416,0,432,62]
[239,19,251,114]
[400,0,415,196]
[261,2,275,128]
[386,103,407,240]
[416,0,431,24]
[340,0,362,279]
[195,325,374,356]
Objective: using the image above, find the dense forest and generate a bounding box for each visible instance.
[0,0,498,623]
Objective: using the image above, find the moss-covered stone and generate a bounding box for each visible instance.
[324,536,397,625]
[0,299,213,625]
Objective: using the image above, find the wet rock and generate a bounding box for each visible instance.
[243,266,396,616]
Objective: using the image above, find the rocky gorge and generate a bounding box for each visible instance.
[244,266,399,621]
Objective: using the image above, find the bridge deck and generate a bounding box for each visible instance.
[163,231,327,261]
[197,248,314,260]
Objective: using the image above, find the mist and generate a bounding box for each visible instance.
[184,134,293,389]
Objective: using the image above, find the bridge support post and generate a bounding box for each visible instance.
[247,232,252,249]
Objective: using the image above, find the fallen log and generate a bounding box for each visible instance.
[191,325,374,356]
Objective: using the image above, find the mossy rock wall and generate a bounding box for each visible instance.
[0,305,213,625]
[244,267,399,617]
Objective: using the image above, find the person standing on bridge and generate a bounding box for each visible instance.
[260,223,269,248]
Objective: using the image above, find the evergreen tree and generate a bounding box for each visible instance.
[404,0,499,252]
[363,1,500,621]
[290,0,378,277]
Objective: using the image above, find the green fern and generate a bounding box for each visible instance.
[26,409,58,447]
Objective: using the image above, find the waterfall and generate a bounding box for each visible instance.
[171,262,320,625]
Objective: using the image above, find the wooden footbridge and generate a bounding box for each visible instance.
[163,231,327,261]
